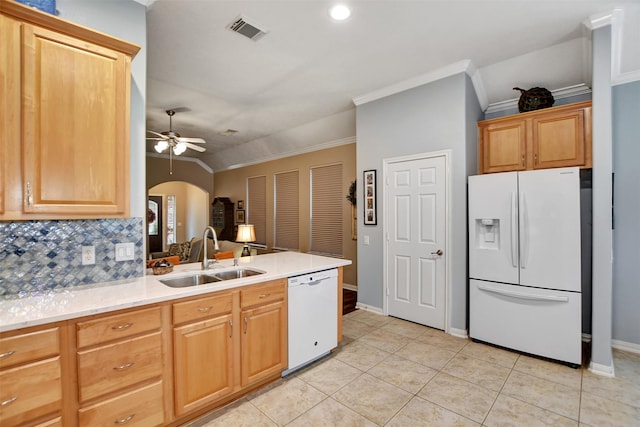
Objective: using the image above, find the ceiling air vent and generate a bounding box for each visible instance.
[228,16,267,41]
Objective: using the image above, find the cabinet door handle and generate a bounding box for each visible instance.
[0,350,15,359]
[229,319,233,337]
[243,316,248,334]
[0,396,17,407]
[114,414,135,424]
[111,322,133,331]
[25,181,33,208]
[113,362,135,371]
[198,306,212,312]
[534,153,538,164]
[259,293,270,299]
[521,154,525,166]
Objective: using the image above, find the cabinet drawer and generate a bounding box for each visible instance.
[77,331,162,402]
[77,307,161,348]
[34,417,62,427]
[78,381,164,427]
[0,357,61,426]
[241,279,286,308]
[173,292,233,325]
[0,327,59,368]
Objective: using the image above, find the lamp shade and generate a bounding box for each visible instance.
[236,224,256,243]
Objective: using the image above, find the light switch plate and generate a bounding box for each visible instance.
[115,242,135,261]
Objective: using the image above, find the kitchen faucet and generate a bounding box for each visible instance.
[201,226,220,270]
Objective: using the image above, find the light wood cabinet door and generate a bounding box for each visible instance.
[479,118,527,173]
[173,314,234,416]
[20,24,130,216]
[240,300,287,388]
[532,107,587,169]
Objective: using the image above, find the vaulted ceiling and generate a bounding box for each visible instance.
[145,0,633,171]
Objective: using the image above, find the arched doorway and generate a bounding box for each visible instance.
[147,181,209,256]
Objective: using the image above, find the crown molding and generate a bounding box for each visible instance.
[353,60,479,106]
[484,84,592,114]
[224,136,356,171]
[584,10,613,30]
[146,152,214,174]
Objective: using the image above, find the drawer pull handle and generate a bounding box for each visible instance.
[112,322,133,331]
[243,316,248,334]
[0,350,15,359]
[229,319,233,338]
[259,293,270,299]
[0,396,17,407]
[114,414,135,424]
[113,362,135,371]
[198,306,212,312]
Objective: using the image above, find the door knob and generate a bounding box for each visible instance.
[431,249,443,256]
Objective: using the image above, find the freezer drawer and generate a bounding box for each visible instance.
[470,280,581,365]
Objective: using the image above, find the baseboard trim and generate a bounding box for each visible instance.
[343,283,357,292]
[612,339,640,355]
[588,361,616,377]
[354,302,385,315]
[449,327,468,339]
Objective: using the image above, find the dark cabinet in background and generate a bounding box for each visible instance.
[211,197,234,240]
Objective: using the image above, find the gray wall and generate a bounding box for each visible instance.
[355,73,481,332]
[612,80,640,346]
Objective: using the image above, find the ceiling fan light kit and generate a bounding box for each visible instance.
[148,109,207,174]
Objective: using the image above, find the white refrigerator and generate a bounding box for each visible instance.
[468,167,582,366]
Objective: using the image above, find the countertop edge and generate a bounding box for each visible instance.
[1,253,351,333]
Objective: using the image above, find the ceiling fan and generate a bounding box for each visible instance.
[147,109,206,174]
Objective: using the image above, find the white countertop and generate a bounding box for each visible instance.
[0,252,351,333]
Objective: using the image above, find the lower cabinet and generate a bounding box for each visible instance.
[173,313,234,415]
[172,279,287,417]
[1,278,292,426]
[241,300,287,387]
[0,326,62,426]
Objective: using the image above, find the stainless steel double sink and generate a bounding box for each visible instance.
[159,268,264,288]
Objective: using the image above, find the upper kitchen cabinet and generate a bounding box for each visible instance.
[0,0,139,220]
[478,101,592,174]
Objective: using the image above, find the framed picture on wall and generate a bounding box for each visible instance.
[237,200,244,210]
[363,169,377,225]
[235,210,246,224]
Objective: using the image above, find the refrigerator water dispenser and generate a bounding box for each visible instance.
[475,219,499,250]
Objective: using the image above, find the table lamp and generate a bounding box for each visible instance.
[236,224,256,257]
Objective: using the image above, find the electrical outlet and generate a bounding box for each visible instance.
[115,242,135,261]
[81,246,95,265]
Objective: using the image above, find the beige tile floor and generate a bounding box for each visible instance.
[187,309,640,426]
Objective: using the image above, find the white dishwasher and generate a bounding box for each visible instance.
[283,268,338,376]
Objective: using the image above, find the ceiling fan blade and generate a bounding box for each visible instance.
[184,142,206,152]
[147,130,168,138]
[146,137,165,141]
[178,137,206,144]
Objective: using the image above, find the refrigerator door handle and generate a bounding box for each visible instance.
[478,284,569,302]
[510,192,518,268]
[519,192,529,269]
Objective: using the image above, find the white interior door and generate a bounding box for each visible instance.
[386,154,446,329]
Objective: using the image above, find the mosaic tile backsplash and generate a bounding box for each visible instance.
[0,218,144,296]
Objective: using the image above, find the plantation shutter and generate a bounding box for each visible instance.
[274,170,299,250]
[247,175,266,245]
[310,163,343,256]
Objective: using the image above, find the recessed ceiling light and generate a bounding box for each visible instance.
[329,4,351,21]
